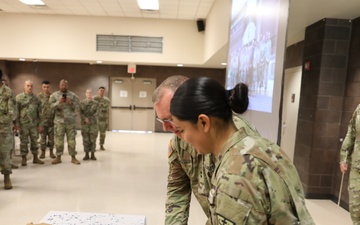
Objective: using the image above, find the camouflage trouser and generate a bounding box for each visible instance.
[98,121,108,145]
[349,169,360,224]
[20,125,39,156]
[81,124,98,153]
[0,132,13,175]
[39,124,54,150]
[54,123,77,156]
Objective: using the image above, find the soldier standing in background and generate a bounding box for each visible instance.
[15,80,44,166]
[80,89,99,160]
[2,78,19,169]
[0,69,16,189]
[340,104,360,224]
[38,80,55,159]
[50,79,81,165]
[93,87,110,150]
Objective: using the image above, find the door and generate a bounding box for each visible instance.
[110,77,156,131]
[280,66,302,162]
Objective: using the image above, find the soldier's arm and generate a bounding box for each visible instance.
[340,105,359,164]
[79,101,87,122]
[72,94,80,113]
[37,97,46,127]
[93,101,100,117]
[49,94,59,109]
[9,90,17,122]
[165,140,192,225]
[14,95,21,127]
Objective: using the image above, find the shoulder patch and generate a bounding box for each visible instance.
[168,139,174,158]
[216,214,235,225]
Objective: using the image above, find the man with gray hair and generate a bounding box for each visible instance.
[152,75,211,224]
[0,69,16,189]
[15,80,44,166]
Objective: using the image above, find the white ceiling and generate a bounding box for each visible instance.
[1,0,360,67]
[0,0,215,20]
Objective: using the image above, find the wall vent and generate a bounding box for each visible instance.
[96,35,163,53]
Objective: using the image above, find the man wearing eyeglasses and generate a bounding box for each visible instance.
[153,75,206,225]
[153,75,265,225]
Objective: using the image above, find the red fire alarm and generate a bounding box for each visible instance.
[304,61,311,71]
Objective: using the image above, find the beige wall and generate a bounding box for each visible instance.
[0,0,229,68]
[0,13,203,66]
[204,0,231,62]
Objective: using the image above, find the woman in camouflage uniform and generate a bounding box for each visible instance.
[170,77,314,225]
[80,89,99,160]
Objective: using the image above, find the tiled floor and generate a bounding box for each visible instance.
[0,132,353,224]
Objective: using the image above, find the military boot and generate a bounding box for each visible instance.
[21,156,27,166]
[39,150,46,159]
[71,156,81,165]
[83,152,89,160]
[11,164,19,169]
[52,155,62,165]
[49,149,56,158]
[90,152,97,160]
[4,174,12,190]
[33,154,44,164]
[100,145,105,150]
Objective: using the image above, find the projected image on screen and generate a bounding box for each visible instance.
[226,0,280,113]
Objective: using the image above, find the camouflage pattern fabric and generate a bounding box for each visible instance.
[19,125,39,155]
[37,92,55,150]
[93,95,110,145]
[166,136,210,225]
[166,115,261,225]
[198,115,262,204]
[49,90,79,156]
[340,104,360,223]
[0,84,17,175]
[15,92,42,155]
[80,98,99,152]
[208,127,315,225]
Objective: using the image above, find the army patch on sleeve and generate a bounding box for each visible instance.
[168,140,173,158]
[217,214,235,225]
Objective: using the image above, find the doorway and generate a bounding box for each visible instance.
[109,77,156,131]
[280,66,302,162]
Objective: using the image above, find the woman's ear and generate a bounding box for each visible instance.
[198,114,210,133]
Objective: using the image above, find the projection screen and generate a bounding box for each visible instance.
[226,0,289,143]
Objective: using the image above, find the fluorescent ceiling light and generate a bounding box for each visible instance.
[177,64,183,67]
[137,0,159,10]
[19,0,45,5]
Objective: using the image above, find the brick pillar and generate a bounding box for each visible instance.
[294,18,351,198]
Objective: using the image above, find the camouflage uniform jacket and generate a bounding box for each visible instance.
[209,127,315,225]
[37,92,55,127]
[80,98,99,125]
[49,90,80,125]
[167,135,209,225]
[340,104,360,167]
[0,84,17,133]
[15,92,42,127]
[166,115,262,225]
[93,95,110,122]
